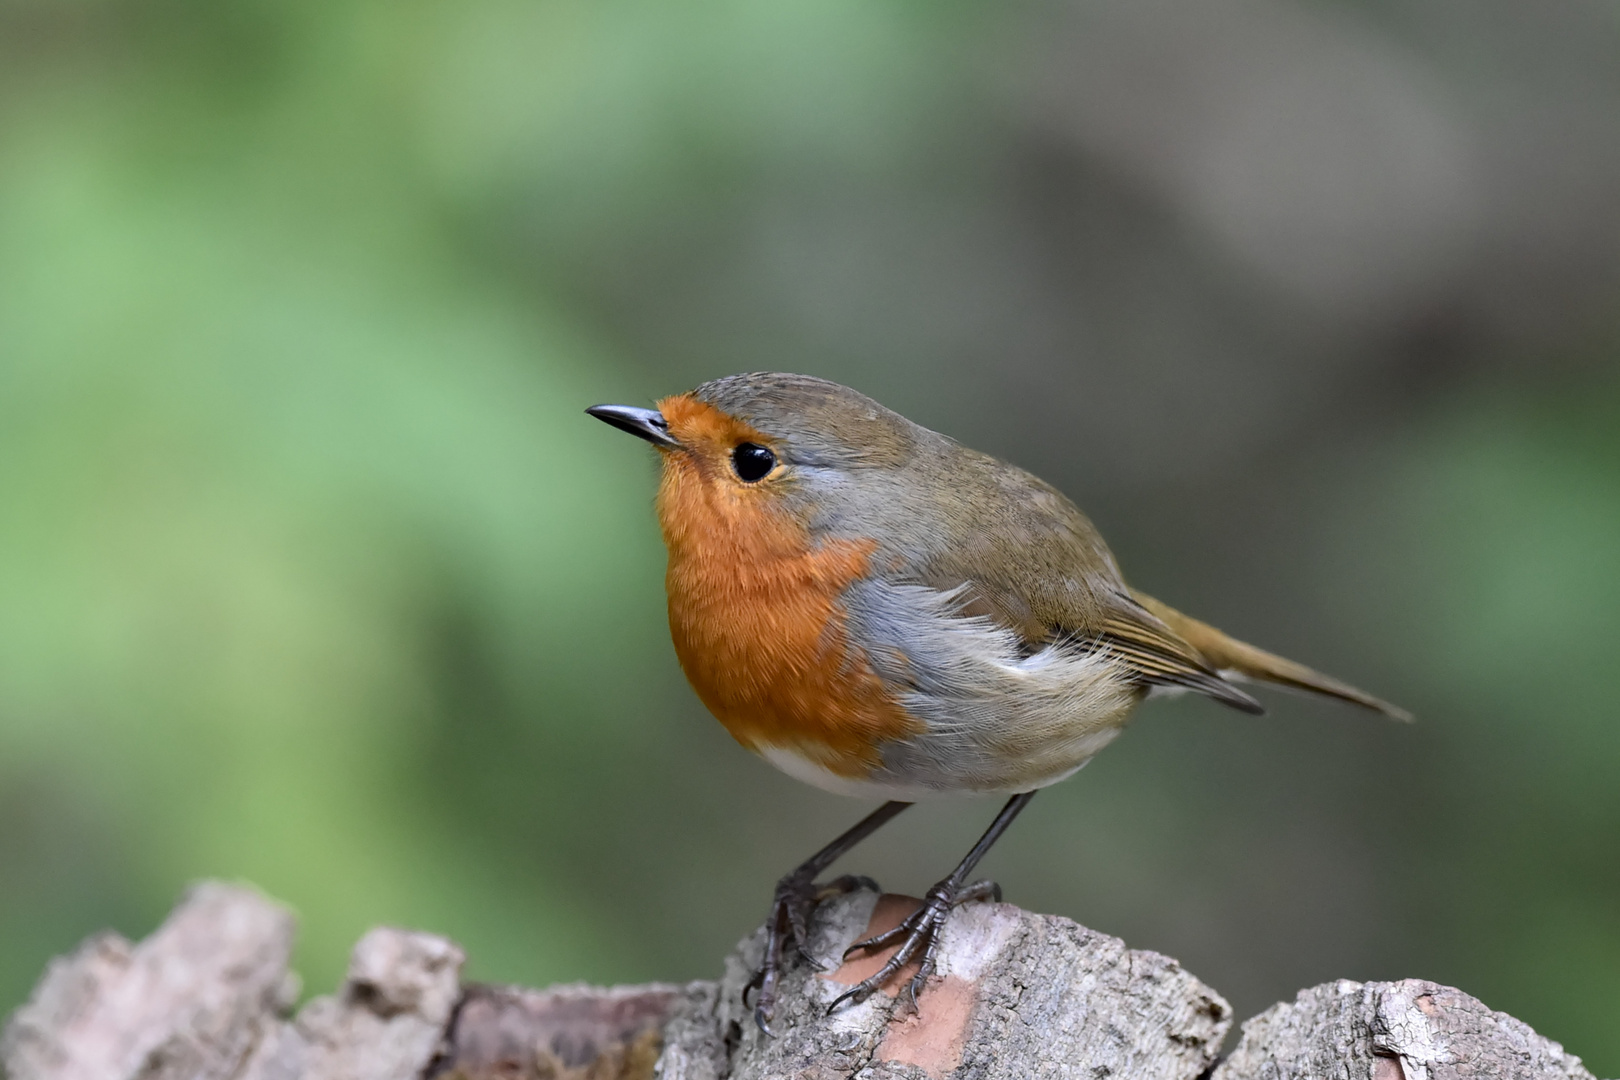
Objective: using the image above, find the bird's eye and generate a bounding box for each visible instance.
[731,442,776,482]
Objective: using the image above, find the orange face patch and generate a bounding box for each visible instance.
[654,394,919,776]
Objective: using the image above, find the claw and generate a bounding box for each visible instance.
[827,876,1003,1017]
[828,958,905,1013]
[748,869,887,1032]
[842,918,913,961]
[741,968,763,1008]
[826,981,866,1014]
[828,914,932,1012]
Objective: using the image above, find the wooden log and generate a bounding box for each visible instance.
[0,882,296,1080]
[436,982,679,1079]
[652,890,1231,1080]
[240,926,465,1080]
[1214,979,1595,1080]
[0,881,1602,1080]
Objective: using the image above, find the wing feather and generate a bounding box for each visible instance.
[902,454,1265,713]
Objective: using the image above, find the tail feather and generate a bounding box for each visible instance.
[1133,593,1412,722]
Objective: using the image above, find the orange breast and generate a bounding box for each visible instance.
[655,396,920,778]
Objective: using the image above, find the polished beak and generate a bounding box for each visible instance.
[585,404,681,449]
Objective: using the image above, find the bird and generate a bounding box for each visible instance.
[586,372,1409,1034]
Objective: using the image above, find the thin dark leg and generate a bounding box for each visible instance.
[748,800,912,1034]
[789,799,912,884]
[830,790,1036,1016]
[945,791,1034,886]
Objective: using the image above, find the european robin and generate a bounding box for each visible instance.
[587,373,1408,1033]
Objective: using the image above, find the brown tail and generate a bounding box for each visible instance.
[1133,592,1412,722]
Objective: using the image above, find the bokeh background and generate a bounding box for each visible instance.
[3,0,1619,1069]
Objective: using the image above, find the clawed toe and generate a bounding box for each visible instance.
[741,967,764,1007]
[827,876,1002,1017]
[750,869,887,1032]
[842,919,910,961]
[827,914,931,1015]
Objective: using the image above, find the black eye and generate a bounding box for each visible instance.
[731,442,776,482]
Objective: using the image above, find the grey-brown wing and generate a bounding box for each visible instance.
[910,457,1263,714]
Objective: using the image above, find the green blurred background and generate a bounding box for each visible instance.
[2,0,1618,1070]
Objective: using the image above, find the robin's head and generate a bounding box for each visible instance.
[587,374,925,544]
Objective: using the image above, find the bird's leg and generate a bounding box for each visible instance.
[830,791,1036,1017]
[746,800,912,1034]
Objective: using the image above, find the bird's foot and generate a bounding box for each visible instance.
[744,872,879,1034]
[827,877,1001,1017]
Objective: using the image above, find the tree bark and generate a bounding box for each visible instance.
[0,881,1601,1080]
[1213,979,1595,1080]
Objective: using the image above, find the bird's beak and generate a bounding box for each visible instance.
[585,404,681,449]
